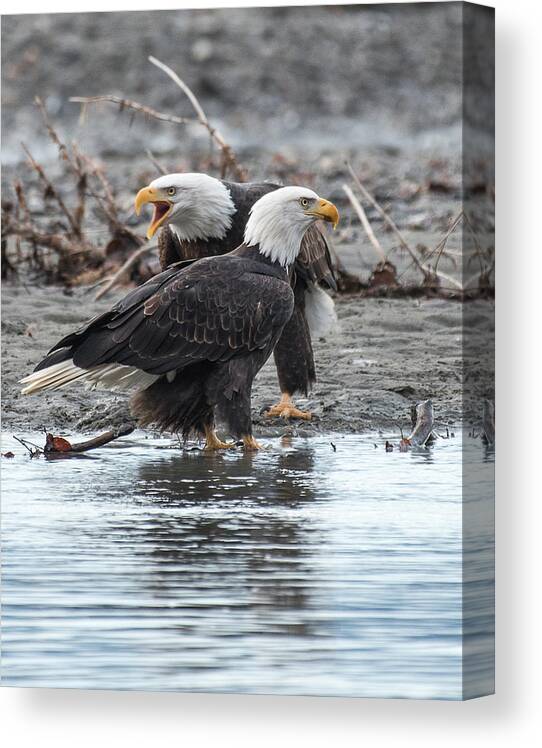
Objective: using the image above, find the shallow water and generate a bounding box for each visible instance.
[0,431,493,699]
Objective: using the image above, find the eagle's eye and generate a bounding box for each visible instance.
[300,197,310,208]
[167,187,177,197]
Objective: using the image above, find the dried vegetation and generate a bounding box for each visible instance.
[2,57,494,301]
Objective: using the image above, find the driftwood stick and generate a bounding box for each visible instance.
[70,95,195,127]
[95,244,156,300]
[65,425,135,453]
[44,425,135,457]
[407,400,435,446]
[342,184,386,262]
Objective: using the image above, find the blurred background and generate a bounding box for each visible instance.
[1,3,474,163]
[1,2,494,293]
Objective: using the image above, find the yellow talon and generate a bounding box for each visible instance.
[203,427,235,451]
[242,435,263,451]
[265,393,312,421]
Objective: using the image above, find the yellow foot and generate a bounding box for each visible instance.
[242,435,263,451]
[203,428,235,451]
[265,393,312,421]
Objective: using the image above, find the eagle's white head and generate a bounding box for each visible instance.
[244,186,339,267]
[135,173,236,241]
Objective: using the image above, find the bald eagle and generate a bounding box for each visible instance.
[134,173,338,421]
[20,187,339,451]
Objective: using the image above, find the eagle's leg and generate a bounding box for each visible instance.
[203,424,235,451]
[266,297,315,421]
[211,358,264,451]
[265,392,312,421]
[242,435,263,451]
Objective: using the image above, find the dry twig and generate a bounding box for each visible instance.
[21,143,82,238]
[2,99,150,285]
[70,94,195,127]
[145,148,168,176]
[95,243,156,300]
[342,183,385,263]
[70,57,248,181]
[346,161,426,275]
[148,56,247,181]
[44,425,135,455]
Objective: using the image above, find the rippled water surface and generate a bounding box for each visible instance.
[1,431,493,699]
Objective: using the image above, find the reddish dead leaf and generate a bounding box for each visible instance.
[2,451,15,458]
[368,260,398,289]
[399,438,411,452]
[335,268,363,294]
[45,433,72,453]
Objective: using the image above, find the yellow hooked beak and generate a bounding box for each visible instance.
[134,186,173,239]
[308,198,340,230]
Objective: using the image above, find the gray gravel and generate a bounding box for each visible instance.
[1,283,493,437]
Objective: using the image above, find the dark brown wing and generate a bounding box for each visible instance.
[297,224,337,290]
[39,257,294,378]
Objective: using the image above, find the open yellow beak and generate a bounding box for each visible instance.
[134,186,173,239]
[308,198,340,230]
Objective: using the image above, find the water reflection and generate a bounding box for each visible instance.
[134,440,317,505]
[1,431,494,698]
[104,444,318,638]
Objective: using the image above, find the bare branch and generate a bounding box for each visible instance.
[342,183,386,262]
[7,223,98,259]
[148,55,248,181]
[462,210,488,273]
[425,267,463,291]
[34,96,79,174]
[69,95,195,127]
[45,425,135,455]
[95,244,156,300]
[33,100,90,235]
[21,143,82,238]
[432,211,463,272]
[345,161,426,275]
[145,148,168,176]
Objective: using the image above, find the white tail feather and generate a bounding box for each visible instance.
[20,359,159,395]
[304,286,339,339]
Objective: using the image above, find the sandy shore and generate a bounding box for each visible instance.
[1,282,493,438]
[1,4,494,440]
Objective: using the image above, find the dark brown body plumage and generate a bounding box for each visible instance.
[158,180,335,398]
[34,246,294,440]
